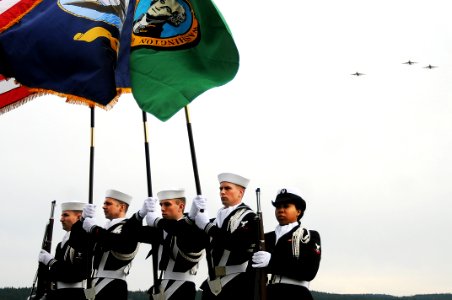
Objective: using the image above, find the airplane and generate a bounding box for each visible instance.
[403,60,417,65]
[351,72,365,76]
[424,64,438,69]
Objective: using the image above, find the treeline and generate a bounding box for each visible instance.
[2,287,451,300]
[311,291,452,300]
[0,288,171,300]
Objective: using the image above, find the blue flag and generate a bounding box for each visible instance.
[0,0,131,108]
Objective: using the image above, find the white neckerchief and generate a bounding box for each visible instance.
[104,217,126,230]
[215,203,241,228]
[275,221,299,244]
[61,231,71,248]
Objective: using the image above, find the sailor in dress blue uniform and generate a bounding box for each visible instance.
[192,172,259,300]
[142,188,208,300]
[38,201,90,300]
[81,189,141,300]
[252,188,321,300]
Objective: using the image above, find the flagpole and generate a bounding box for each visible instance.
[184,106,202,195]
[85,106,96,300]
[142,110,159,294]
[89,106,95,204]
[142,111,153,196]
[184,105,216,281]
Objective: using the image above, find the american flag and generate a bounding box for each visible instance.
[0,75,34,113]
[0,0,42,32]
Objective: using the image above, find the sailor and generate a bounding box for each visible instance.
[81,189,142,300]
[38,201,90,300]
[143,188,208,299]
[252,188,321,300]
[191,172,258,299]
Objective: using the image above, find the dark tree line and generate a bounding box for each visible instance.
[1,287,451,300]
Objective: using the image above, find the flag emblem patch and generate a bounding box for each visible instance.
[131,0,199,49]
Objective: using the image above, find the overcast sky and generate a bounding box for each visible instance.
[1,0,452,297]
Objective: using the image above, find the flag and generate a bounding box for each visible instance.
[115,0,135,90]
[0,75,37,113]
[0,0,39,113]
[130,0,239,122]
[0,0,42,32]
[0,0,132,109]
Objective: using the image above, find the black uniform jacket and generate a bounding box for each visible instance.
[205,203,258,267]
[265,224,321,281]
[48,221,91,283]
[138,214,208,273]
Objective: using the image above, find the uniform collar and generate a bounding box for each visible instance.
[215,202,242,227]
[275,221,299,243]
[104,217,126,230]
[61,231,71,247]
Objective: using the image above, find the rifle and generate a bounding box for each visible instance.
[29,200,56,300]
[254,188,267,300]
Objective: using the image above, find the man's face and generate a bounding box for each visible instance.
[102,198,126,220]
[160,199,184,220]
[274,202,301,225]
[219,182,244,207]
[60,210,81,231]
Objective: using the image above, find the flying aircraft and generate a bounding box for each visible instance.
[403,60,417,65]
[424,64,438,69]
[351,72,365,76]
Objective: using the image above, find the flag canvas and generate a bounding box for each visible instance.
[0,0,131,109]
[130,0,239,122]
[0,75,36,113]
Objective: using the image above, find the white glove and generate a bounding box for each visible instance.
[252,251,271,268]
[139,197,158,218]
[194,195,207,211]
[82,217,97,233]
[147,197,159,212]
[145,210,162,227]
[38,249,54,266]
[82,204,96,219]
[188,195,207,219]
[194,210,210,230]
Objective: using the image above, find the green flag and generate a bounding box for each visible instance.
[130,0,239,121]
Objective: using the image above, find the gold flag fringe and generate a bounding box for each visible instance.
[63,88,131,110]
[0,0,44,33]
[0,91,44,115]
[0,86,131,115]
[31,87,131,110]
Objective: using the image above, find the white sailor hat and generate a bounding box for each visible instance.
[157,188,185,201]
[217,172,250,188]
[61,202,86,211]
[272,188,306,211]
[105,189,133,205]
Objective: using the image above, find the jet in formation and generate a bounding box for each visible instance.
[351,72,365,76]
